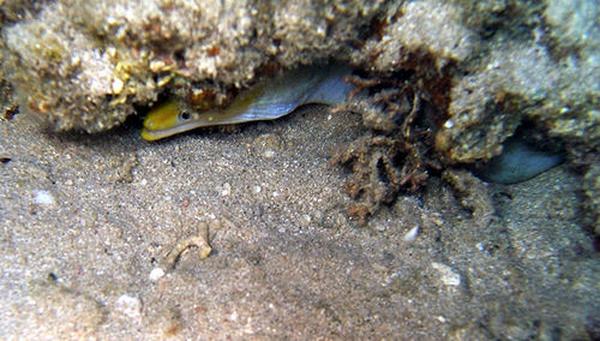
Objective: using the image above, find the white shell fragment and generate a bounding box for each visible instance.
[431,262,461,287]
[403,225,420,242]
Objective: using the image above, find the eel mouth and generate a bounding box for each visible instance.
[141,114,237,141]
[141,128,167,141]
[141,120,206,141]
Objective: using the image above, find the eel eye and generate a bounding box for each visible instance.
[179,111,191,121]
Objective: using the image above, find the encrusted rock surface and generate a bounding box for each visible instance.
[2,0,597,152]
[2,0,385,132]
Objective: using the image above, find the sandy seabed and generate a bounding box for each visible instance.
[0,104,598,339]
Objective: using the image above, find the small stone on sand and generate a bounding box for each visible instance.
[33,190,55,206]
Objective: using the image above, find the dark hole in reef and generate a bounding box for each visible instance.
[493,190,513,205]
[2,104,19,120]
[392,109,406,127]
[0,157,11,164]
[354,69,416,96]
[517,119,565,154]
[115,108,145,131]
[412,100,436,130]
[480,20,503,40]
[132,89,175,127]
[249,27,258,41]
[173,49,186,67]
[376,157,390,186]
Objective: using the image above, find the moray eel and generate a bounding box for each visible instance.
[141,64,354,141]
[476,134,565,184]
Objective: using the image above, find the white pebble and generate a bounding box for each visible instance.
[476,242,484,252]
[148,267,165,282]
[111,78,124,94]
[300,214,312,227]
[263,149,276,158]
[33,190,55,206]
[115,294,142,319]
[374,224,387,232]
[403,225,419,242]
[252,185,262,194]
[431,262,461,287]
[221,182,231,196]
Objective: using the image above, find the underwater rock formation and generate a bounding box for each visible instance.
[1,0,386,132]
[1,0,598,225]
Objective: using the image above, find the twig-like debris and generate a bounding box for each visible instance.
[164,221,213,270]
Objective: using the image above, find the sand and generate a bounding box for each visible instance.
[0,104,598,339]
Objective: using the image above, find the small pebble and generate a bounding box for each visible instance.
[111,78,124,94]
[374,224,387,232]
[149,267,165,282]
[443,119,454,129]
[115,294,142,319]
[431,262,461,287]
[33,190,55,206]
[403,225,419,242]
[221,182,231,196]
[253,133,282,159]
[228,310,238,322]
[149,60,166,72]
[300,214,312,227]
[263,149,276,158]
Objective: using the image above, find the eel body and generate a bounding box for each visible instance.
[141,64,354,141]
[476,135,565,184]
